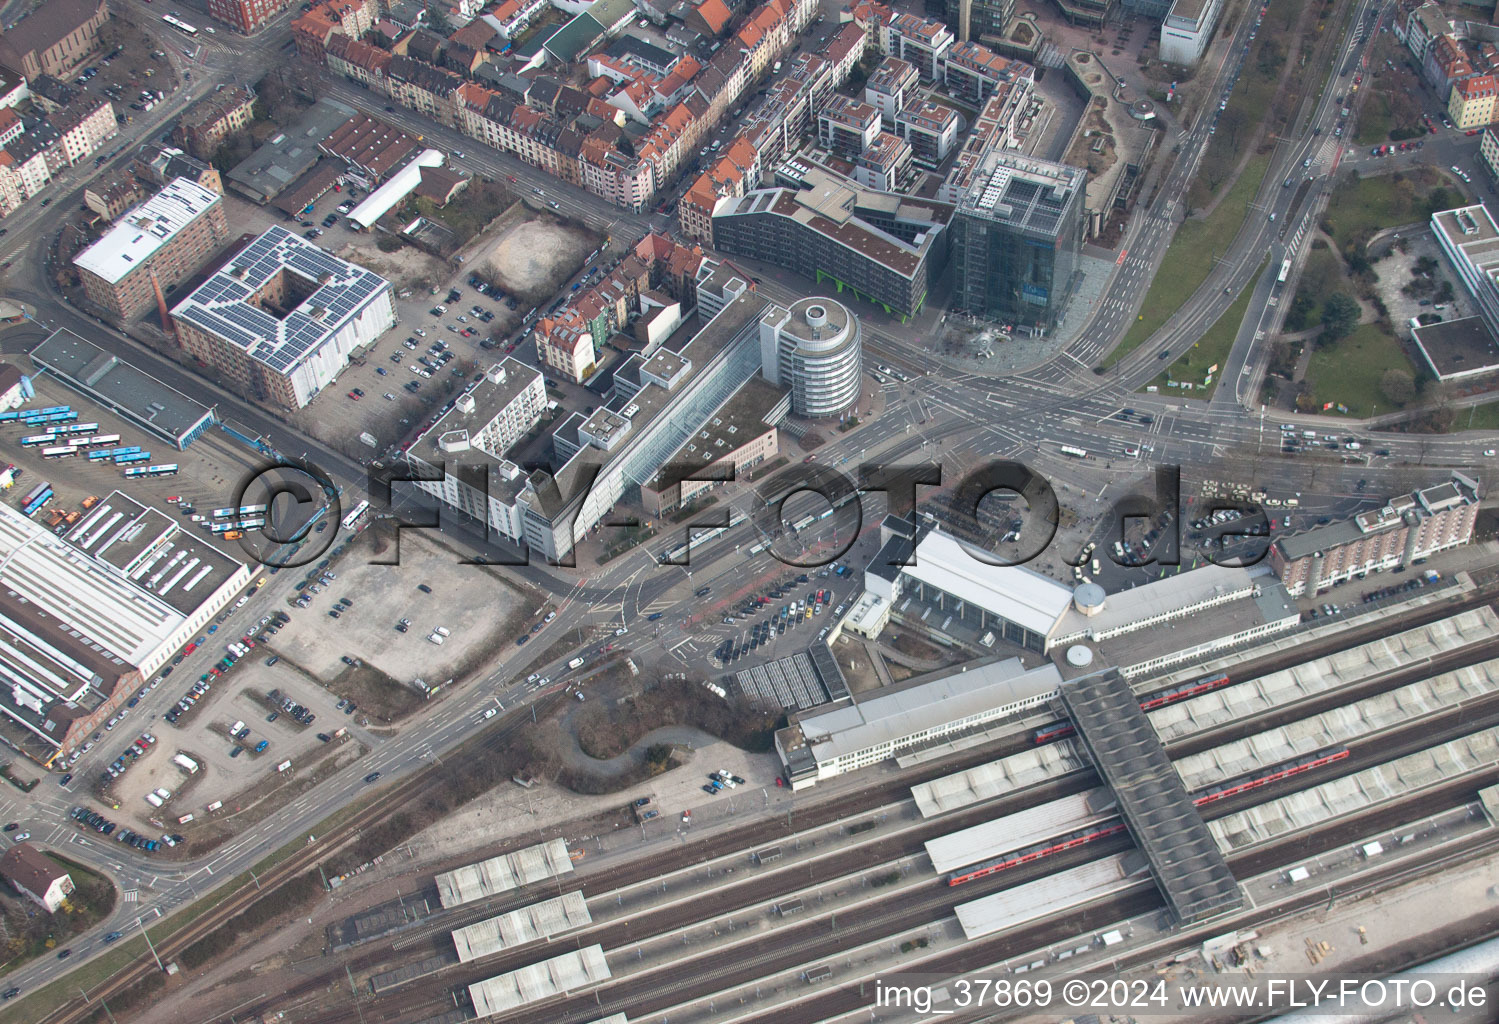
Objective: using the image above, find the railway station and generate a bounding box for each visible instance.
[1057,669,1243,924]
[433,838,573,909]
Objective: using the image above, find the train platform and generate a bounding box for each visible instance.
[467,945,610,1017]
[1209,725,1499,851]
[1149,607,1498,744]
[1174,657,1499,792]
[923,789,1116,875]
[954,855,1141,940]
[1059,668,1243,925]
[450,890,591,963]
[909,740,1090,818]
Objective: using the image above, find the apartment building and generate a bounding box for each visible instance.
[207,0,292,34]
[174,86,258,160]
[1270,475,1480,595]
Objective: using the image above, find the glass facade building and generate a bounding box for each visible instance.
[950,150,1086,331]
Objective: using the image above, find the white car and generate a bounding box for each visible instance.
[614,627,628,636]
[483,708,497,719]
[1485,449,1496,457]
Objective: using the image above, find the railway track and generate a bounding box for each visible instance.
[312,771,1499,1024]
[44,586,1496,1024]
[279,701,1499,1024]
[35,693,566,1024]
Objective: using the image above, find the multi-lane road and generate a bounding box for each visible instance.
[4,0,1499,1009]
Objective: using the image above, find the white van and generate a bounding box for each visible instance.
[229,720,245,738]
[567,656,585,669]
[172,753,200,774]
[145,793,163,807]
[434,625,451,638]
[428,632,445,645]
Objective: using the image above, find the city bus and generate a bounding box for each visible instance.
[108,446,142,458]
[161,14,198,35]
[21,484,53,517]
[340,499,370,531]
[1059,445,1088,459]
[80,434,121,449]
[123,464,180,478]
[1277,259,1292,285]
[115,452,151,465]
[41,446,79,459]
[19,434,58,447]
[237,504,268,516]
[53,423,100,436]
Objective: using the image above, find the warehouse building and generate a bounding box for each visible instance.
[171,226,396,409]
[1270,473,1480,596]
[776,657,1062,788]
[0,494,250,766]
[72,178,230,321]
[31,328,217,449]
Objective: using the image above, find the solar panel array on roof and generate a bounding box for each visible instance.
[171,226,390,373]
[1057,668,1243,925]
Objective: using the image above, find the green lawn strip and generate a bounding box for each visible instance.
[1304,322,1421,418]
[1106,154,1272,367]
[1140,258,1269,399]
[1451,401,1499,431]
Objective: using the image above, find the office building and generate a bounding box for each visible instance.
[638,376,788,514]
[712,164,951,319]
[517,291,772,562]
[73,178,230,322]
[405,359,549,542]
[1431,204,1499,337]
[1269,474,1480,596]
[171,226,396,409]
[759,296,862,418]
[1159,0,1224,66]
[949,148,1086,329]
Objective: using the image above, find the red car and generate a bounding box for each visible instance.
[183,642,197,654]
[1467,129,1481,136]
[347,391,361,400]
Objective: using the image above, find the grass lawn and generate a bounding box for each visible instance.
[1105,154,1272,367]
[1354,92,1394,146]
[1141,259,1268,398]
[1304,323,1421,417]
[1454,401,1499,431]
[1323,168,1443,252]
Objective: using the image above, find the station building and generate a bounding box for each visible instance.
[862,521,1300,675]
[776,657,1062,789]
[0,493,250,766]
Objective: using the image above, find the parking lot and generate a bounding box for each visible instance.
[275,200,599,454]
[263,530,541,714]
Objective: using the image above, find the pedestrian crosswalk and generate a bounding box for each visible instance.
[121,889,138,903]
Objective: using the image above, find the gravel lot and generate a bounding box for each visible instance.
[262,531,539,712]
